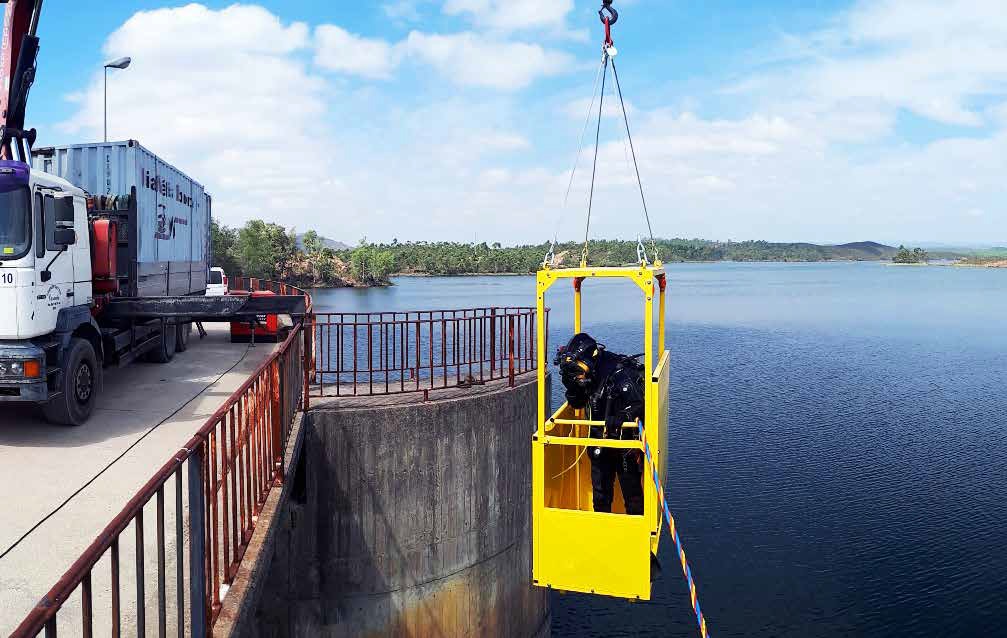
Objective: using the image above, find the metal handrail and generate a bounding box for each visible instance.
[12,279,312,638]
[312,306,547,399]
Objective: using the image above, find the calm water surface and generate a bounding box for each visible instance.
[312,263,1007,637]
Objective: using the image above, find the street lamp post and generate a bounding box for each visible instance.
[103,57,131,142]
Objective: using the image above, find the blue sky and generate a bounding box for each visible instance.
[21,1,1007,245]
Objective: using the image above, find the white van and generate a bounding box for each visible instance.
[206,267,228,296]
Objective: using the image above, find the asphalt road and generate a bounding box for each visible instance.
[0,324,277,635]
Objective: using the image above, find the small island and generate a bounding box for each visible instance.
[892,245,929,265]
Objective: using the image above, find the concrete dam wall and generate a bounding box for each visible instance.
[249,375,550,637]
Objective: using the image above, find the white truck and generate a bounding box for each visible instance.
[0,2,305,425]
[0,142,211,424]
[0,142,305,425]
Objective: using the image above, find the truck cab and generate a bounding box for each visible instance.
[1,160,92,339]
[0,160,104,422]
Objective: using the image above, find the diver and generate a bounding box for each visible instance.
[555,333,645,515]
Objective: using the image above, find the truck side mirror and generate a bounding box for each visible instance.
[43,195,76,251]
[53,228,76,246]
[55,196,74,224]
[40,194,75,283]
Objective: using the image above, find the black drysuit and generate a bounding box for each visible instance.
[562,349,646,515]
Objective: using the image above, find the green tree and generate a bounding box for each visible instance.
[209,220,241,276]
[348,242,395,285]
[237,220,296,278]
[302,230,323,255]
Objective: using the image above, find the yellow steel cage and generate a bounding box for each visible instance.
[533,264,670,600]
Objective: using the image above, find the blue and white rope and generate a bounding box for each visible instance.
[637,419,710,638]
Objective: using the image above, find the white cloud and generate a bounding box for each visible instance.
[58,4,340,230]
[634,111,801,158]
[314,25,399,79]
[564,96,635,120]
[749,0,1007,130]
[311,26,574,90]
[401,31,573,90]
[472,132,531,151]
[690,175,736,193]
[382,0,424,22]
[443,0,575,33]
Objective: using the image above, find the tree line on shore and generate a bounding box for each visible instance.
[212,218,960,287]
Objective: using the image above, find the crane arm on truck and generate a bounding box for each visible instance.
[0,0,43,162]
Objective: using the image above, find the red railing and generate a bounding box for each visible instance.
[312,307,545,398]
[232,276,314,410]
[12,280,312,638]
[230,277,313,310]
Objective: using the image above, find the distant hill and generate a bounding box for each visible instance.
[295,233,350,251]
[829,241,898,259]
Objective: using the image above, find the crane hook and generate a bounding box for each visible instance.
[599,1,619,27]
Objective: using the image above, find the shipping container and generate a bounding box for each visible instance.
[31,140,211,297]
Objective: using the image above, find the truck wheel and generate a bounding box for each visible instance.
[43,338,100,426]
[176,322,192,353]
[147,322,177,363]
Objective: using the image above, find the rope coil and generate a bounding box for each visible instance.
[637,419,711,638]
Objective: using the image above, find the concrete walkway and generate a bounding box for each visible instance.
[0,324,277,635]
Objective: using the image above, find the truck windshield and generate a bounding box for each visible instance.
[0,186,31,260]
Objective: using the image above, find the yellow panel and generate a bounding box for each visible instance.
[533,505,653,600]
[541,422,594,511]
[540,429,633,514]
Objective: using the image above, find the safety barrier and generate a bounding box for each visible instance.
[232,276,314,411]
[230,277,313,308]
[12,280,312,638]
[311,307,546,398]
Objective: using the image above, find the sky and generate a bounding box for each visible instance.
[19,0,1007,246]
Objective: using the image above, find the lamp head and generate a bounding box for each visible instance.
[105,57,131,70]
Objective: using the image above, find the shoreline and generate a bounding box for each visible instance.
[301,260,1007,290]
[390,259,889,278]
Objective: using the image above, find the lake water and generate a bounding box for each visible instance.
[311,263,1007,637]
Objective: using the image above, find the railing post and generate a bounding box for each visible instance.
[508,315,515,387]
[490,309,497,375]
[272,359,283,484]
[188,445,208,638]
[302,318,311,411]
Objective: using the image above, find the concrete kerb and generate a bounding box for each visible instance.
[213,410,306,638]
